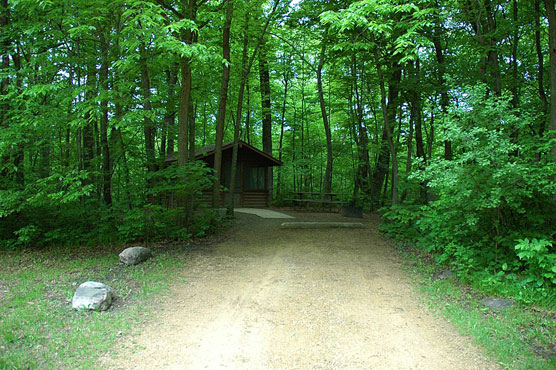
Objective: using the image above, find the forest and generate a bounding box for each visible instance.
[0,0,555,295]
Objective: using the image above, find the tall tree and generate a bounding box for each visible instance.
[259,37,273,194]
[99,29,112,206]
[316,41,333,194]
[543,0,556,210]
[212,0,234,207]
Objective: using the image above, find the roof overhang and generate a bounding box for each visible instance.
[164,140,283,166]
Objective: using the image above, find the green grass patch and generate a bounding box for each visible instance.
[396,242,556,370]
[0,241,203,369]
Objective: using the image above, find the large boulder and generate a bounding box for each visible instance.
[72,281,113,311]
[119,246,152,265]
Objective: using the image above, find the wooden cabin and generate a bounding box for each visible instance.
[165,140,282,208]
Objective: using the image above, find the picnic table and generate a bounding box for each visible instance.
[284,191,347,212]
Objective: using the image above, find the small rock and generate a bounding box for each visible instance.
[72,281,113,311]
[119,246,152,265]
[480,297,515,310]
[438,270,454,280]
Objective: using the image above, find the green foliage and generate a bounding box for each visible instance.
[116,161,218,243]
[379,204,424,241]
[0,162,219,248]
[515,238,556,287]
[382,86,556,295]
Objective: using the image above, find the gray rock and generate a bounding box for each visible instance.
[438,270,454,280]
[480,297,516,310]
[119,246,152,265]
[72,281,113,311]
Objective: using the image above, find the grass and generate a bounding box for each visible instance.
[396,242,556,370]
[0,240,205,369]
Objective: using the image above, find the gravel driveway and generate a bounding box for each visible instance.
[104,211,497,369]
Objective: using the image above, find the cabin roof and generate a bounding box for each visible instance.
[164,140,283,166]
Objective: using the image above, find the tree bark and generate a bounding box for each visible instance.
[543,0,556,199]
[463,0,501,96]
[537,0,549,136]
[99,31,112,206]
[259,37,273,197]
[317,42,333,194]
[12,44,24,187]
[140,49,155,174]
[351,54,371,202]
[245,79,251,144]
[409,60,427,202]
[188,100,196,161]
[228,0,279,211]
[370,42,401,209]
[228,9,249,213]
[400,109,414,204]
[83,61,96,187]
[0,0,9,130]
[431,9,452,160]
[162,68,177,156]
[212,0,233,207]
[277,61,290,198]
[177,0,197,168]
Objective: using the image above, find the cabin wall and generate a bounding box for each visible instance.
[165,144,277,209]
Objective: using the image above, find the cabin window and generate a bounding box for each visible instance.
[244,166,266,190]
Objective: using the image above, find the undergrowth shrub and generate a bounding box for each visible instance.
[381,86,556,299]
[0,161,223,248]
[514,238,556,287]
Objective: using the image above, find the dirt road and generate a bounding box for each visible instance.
[105,211,497,369]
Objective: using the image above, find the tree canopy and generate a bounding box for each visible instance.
[1,0,555,292]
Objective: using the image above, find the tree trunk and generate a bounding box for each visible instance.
[277,62,290,198]
[38,139,50,179]
[245,80,251,144]
[317,42,333,194]
[229,9,249,213]
[543,0,556,208]
[259,37,273,197]
[510,0,520,108]
[178,59,191,166]
[351,55,371,201]
[177,0,197,168]
[464,0,501,96]
[0,0,9,131]
[432,14,452,160]
[400,110,414,204]
[83,62,96,188]
[292,103,297,192]
[409,60,427,202]
[99,31,112,206]
[212,0,233,207]
[537,0,549,136]
[0,0,9,186]
[370,49,401,209]
[228,1,278,211]
[485,0,501,96]
[12,46,24,187]
[189,100,196,161]
[140,50,155,174]
[162,68,177,156]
